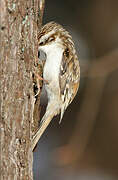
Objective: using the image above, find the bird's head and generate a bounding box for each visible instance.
[38,22,73,55]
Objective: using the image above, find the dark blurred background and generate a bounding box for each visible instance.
[33,0,118,179]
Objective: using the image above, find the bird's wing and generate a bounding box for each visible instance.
[59,49,80,122]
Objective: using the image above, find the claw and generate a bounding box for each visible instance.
[35,73,49,84]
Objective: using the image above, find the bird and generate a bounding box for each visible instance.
[32,21,80,150]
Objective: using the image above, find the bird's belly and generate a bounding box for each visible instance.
[43,62,58,83]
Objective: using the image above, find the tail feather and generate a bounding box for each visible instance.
[32,106,58,151]
[59,104,67,124]
[59,107,65,124]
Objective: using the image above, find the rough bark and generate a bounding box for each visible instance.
[0,0,43,179]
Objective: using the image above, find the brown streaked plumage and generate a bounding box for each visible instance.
[32,22,80,150]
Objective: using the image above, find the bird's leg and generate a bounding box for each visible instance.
[34,73,49,97]
[33,60,49,97]
[35,73,49,84]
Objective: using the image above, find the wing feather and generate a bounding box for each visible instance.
[59,50,80,122]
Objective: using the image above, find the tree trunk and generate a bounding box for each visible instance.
[0,0,43,179]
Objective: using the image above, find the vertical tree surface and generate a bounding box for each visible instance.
[0,0,43,179]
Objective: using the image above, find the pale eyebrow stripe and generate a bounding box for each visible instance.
[40,30,56,42]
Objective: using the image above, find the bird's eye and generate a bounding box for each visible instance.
[39,41,44,46]
[48,36,55,42]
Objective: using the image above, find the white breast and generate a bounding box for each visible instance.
[43,46,63,101]
[43,47,63,85]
